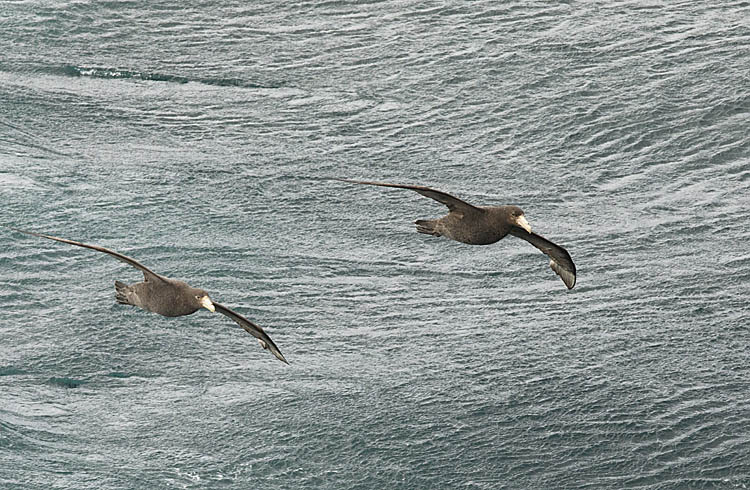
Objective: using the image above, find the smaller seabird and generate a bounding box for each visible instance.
[335,179,577,289]
[8,227,288,364]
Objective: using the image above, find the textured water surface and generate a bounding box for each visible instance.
[1,1,749,488]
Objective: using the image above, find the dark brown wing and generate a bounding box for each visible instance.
[509,227,577,289]
[9,227,166,282]
[213,302,288,364]
[335,178,481,213]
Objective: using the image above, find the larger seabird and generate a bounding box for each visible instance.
[336,179,577,289]
[8,227,288,364]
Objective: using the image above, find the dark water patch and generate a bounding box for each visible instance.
[105,371,137,379]
[0,366,26,376]
[52,65,283,89]
[47,377,87,389]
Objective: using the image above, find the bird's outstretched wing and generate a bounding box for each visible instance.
[509,227,577,289]
[9,227,166,282]
[213,302,288,364]
[334,179,481,213]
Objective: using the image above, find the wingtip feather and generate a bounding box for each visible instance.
[550,259,576,289]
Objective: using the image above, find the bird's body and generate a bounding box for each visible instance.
[114,278,207,317]
[337,179,577,289]
[8,227,288,364]
[416,205,523,245]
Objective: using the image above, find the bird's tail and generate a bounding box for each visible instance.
[415,219,440,236]
[114,281,133,305]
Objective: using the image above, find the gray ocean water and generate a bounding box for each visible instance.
[2,1,749,488]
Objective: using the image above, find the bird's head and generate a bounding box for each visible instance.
[509,206,532,233]
[193,289,215,312]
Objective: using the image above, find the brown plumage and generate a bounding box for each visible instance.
[336,179,577,290]
[9,227,288,364]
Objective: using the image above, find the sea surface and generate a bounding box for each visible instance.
[1,1,749,488]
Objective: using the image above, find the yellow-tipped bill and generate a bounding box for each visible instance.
[201,295,216,312]
[516,214,532,233]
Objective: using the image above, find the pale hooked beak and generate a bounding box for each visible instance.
[516,214,532,234]
[200,295,216,312]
